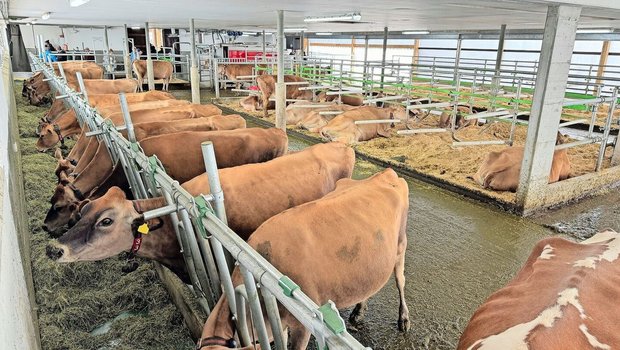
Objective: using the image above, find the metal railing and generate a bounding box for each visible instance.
[30,53,368,350]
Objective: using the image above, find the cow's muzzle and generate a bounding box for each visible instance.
[46,244,64,261]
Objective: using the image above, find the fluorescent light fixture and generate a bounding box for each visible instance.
[576,28,613,34]
[69,0,90,7]
[131,26,140,30]
[41,12,51,20]
[284,28,307,33]
[315,32,333,36]
[304,13,361,23]
[242,32,257,36]
[402,30,430,35]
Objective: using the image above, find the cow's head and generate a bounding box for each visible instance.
[390,105,418,121]
[46,187,140,262]
[42,173,83,234]
[36,122,61,152]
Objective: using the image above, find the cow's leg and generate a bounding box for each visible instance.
[349,299,369,326]
[137,75,144,92]
[394,244,410,332]
[262,92,270,118]
[288,323,311,350]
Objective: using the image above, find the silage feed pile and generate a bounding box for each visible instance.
[14,83,194,350]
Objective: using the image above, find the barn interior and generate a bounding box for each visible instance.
[2,0,620,349]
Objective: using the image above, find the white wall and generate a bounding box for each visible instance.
[0,21,40,350]
[20,25,128,51]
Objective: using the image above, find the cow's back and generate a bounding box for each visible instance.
[458,230,620,350]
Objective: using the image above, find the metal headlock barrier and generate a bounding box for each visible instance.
[29,53,369,350]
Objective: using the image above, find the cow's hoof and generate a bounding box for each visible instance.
[398,317,411,332]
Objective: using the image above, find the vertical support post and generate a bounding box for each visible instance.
[300,30,305,56]
[597,88,617,171]
[492,24,507,89]
[380,26,388,91]
[123,25,132,79]
[189,18,201,104]
[239,266,272,350]
[516,5,581,213]
[275,10,286,130]
[103,26,111,75]
[412,38,420,67]
[38,35,46,62]
[596,40,610,85]
[260,288,286,350]
[118,93,137,142]
[363,35,369,81]
[453,34,462,82]
[144,22,156,91]
[262,30,266,61]
[75,71,89,103]
[350,35,356,60]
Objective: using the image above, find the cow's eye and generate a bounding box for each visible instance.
[99,218,113,227]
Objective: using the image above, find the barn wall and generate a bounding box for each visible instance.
[0,20,41,350]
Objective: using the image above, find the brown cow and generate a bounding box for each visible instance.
[198,168,410,349]
[257,75,313,118]
[319,105,410,144]
[297,105,359,132]
[473,135,571,192]
[43,128,288,231]
[284,101,337,125]
[132,59,173,91]
[45,142,354,252]
[458,229,620,350]
[438,106,477,129]
[45,79,155,121]
[218,64,264,90]
[36,100,200,152]
[132,115,246,140]
[317,91,365,106]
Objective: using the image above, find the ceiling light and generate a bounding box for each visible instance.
[41,12,51,20]
[402,31,430,35]
[316,32,333,36]
[131,26,140,30]
[242,32,257,36]
[69,0,91,7]
[304,13,361,23]
[284,28,307,33]
[576,28,613,34]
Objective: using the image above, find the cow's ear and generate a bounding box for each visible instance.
[377,125,392,138]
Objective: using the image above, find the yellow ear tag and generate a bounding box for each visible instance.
[137,223,150,235]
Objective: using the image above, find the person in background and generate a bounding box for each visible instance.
[45,40,57,52]
[39,43,58,62]
[83,47,95,61]
[103,48,117,72]
[130,47,142,62]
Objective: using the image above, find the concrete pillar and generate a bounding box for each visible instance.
[453,34,462,82]
[380,27,388,91]
[275,10,286,130]
[300,31,305,56]
[189,18,201,104]
[363,35,369,77]
[123,25,132,79]
[144,22,156,91]
[516,5,581,213]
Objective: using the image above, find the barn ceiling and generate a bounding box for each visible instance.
[8,0,620,33]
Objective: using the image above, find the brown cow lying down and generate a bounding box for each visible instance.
[68,78,139,95]
[438,106,477,129]
[297,105,359,132]
[458,229,620,350]
[198,168,410,349]
[285,101,337,125]
[132,59,173,91]
[239,95,274,113]
[473,136,570,192]
[319,105,410,144]
[317,91,365,106]
[257,75,313,118]
[45,143,356,273]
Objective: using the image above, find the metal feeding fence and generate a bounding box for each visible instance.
[29,53,369,350]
